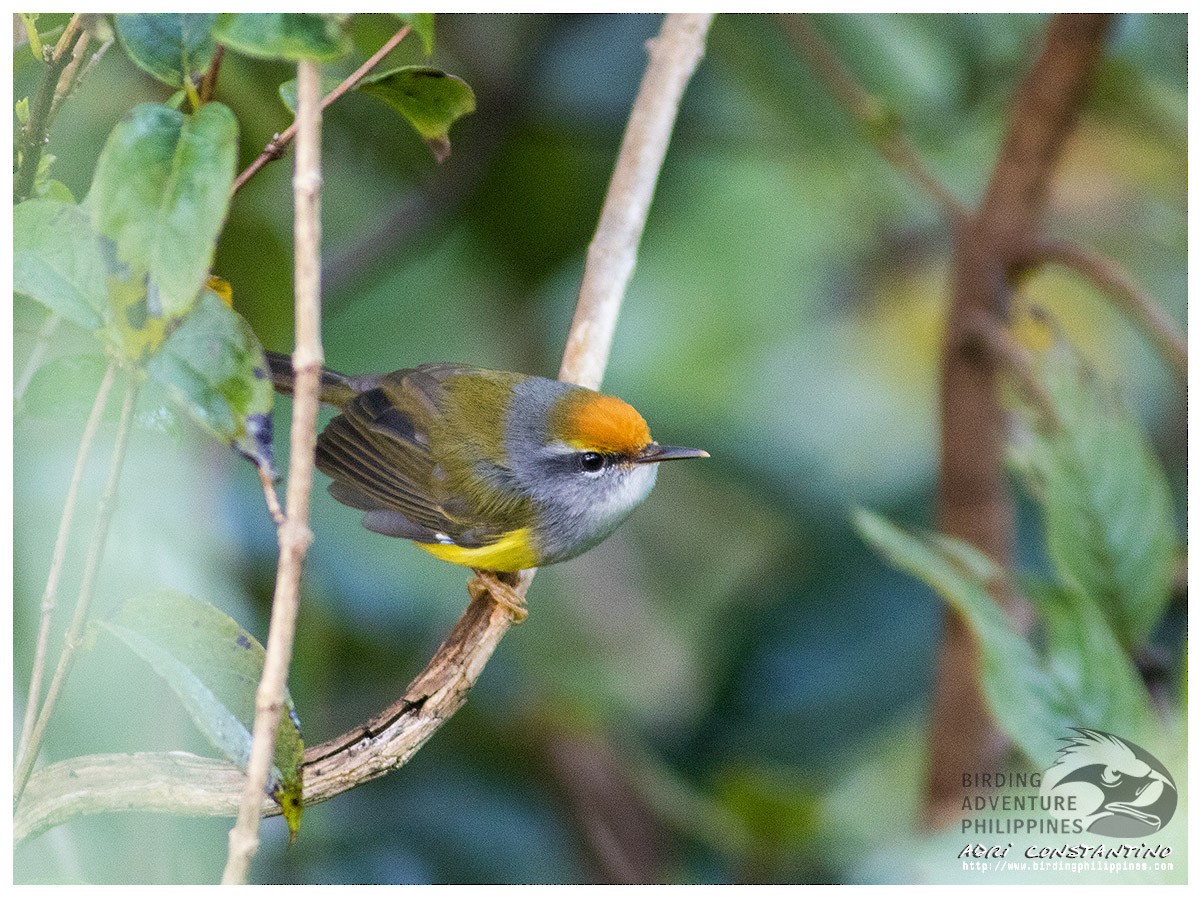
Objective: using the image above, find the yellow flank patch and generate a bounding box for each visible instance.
[564,393,651,455]
[206,275,233,307]
[416,527,538,572]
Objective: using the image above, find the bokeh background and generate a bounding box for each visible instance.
[13,12,1186,884]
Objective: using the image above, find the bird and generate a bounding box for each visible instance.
[265,351,708,620]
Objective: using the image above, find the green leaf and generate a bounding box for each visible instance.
[13,199,109,330]
[395,13,435,55]
[213,13,351,61]
[115,14,218,89]
[146,289,276,477]
[714,765,821,859]
[134,398,185,440]
[15,96,30,124]
[356,66,475,163]
[101,590,304,837]
[853,510,1074,768]
[34,179,75,203]
[1023,577,1159,743]
[1012,345,1178,649]
[87,102,238,325]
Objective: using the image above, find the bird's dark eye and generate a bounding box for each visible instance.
[579,451,605,473]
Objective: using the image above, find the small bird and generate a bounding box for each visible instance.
[266,352,708,619]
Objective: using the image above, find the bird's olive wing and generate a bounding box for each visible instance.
[314,365,503,548]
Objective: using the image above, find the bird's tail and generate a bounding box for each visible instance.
[265,350,363,408]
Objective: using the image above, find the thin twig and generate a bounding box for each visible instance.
[14,372,140,805]
[48,26,91,120]
[257,467,286,525]
[230,26,410,196]
[14,14,82,203]
[198,44,226,103]
[1023,239,1187,383]
[222,59,325,885]
[782,14,968,224]
[16,360,118,761]
[14,311,62,408]
[16,12,715,844]
[71,36,113,94]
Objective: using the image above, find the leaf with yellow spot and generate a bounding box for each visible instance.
[102,269,168,362]
[146,288,276,479]
[102,590,304,840]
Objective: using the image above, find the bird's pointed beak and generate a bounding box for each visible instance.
[634,443,710,464]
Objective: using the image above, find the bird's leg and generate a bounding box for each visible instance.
[470,569,529,623]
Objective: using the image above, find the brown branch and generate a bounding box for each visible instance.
[15,11,716,848]
[198,43,225,103]
[1021,239,1187,383]
[782,14,968,224]
[927,13,1113,829]
[221,58,325,885]
[230,26,410,196]
[538,726,670,883]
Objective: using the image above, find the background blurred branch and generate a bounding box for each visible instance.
[15,11,714,845]
[786,12,1114,830]
[781,14,967,223]
[930,13,1112,829]
[537,725,672,884]
[320,13,555,299]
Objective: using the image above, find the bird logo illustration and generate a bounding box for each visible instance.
[1042,729,1177,838]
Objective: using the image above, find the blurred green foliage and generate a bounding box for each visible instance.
[13,12,1186,884]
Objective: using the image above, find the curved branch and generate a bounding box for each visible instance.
[15,12,715,845]
[1021,239,1187,382]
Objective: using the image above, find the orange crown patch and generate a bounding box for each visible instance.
[559,391,651,456]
